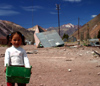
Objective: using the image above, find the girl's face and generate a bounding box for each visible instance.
[11,33,22,48]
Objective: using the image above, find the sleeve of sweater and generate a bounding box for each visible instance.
[4,49,10,66]
[23,50,30,68]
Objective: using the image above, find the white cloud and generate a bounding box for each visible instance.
[0,5,13,9]
[0,10,20,16]
[0,4,19,16]
[33,6,44,9]
[50,12,57,14]
[63,0,82,2]
[21,6,34,11]
[91,15,97,18]
[21,6,44,11]
[50,11,61,15]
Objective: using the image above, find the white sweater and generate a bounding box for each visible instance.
[4,45,30,68]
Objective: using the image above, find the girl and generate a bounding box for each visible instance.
[4,31,31,86]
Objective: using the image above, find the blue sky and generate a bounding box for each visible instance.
[0,0,100,29]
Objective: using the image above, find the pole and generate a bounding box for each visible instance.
[87,24,89,39]
[87,24,89,45]
[78,17,80,45]
[56,4,60,36]
[32,0,34,27]
[78,17,79,40]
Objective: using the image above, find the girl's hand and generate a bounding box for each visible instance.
[31,66,32,74]
[4,67,6,73]
[31,71,32,74]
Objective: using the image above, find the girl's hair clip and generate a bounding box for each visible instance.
[9,34,11,36]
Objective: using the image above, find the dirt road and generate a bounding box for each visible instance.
[0,45,100,86]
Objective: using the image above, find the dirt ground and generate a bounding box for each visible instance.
[1,45,100,86]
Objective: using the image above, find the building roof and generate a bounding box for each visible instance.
[89,39,99,42]
[0,36,6,39]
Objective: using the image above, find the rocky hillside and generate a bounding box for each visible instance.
[0,20,34,43]
[72,14,100,41]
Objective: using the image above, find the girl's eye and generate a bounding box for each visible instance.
[13,39,16,41]
[13,39,20,41]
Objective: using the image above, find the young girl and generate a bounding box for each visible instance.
[4,31,31,86]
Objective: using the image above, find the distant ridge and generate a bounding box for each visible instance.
[47,23,80,37]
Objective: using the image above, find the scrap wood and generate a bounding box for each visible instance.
[93,50,100,57]
[26,50,38,54]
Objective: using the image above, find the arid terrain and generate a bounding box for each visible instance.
[0,45,100,86]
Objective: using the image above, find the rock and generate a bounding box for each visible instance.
[91,51,94,54]
[64,49,66,51]
[97,72,100,75]
[79,54,82,56]
[75,83,78,85]
[68,69,71,72]
[33,50,38,54]
[66,59,72,61]
[40,84,45,86]
[96,65,100,67]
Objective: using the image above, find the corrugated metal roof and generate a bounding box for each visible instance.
[36,30,64,48]
[89,39,99,42]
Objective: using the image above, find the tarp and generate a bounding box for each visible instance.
[36,30,64,48]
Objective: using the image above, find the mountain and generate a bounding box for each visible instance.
[47,23,81,37]
[0,20,34,43]
[2,13,100,45]
[72,14,100,41]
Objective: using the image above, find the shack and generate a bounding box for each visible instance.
[0,36,7,45]
[88,39,100,46]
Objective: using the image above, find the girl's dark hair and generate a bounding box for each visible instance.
[7,31,26,47]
